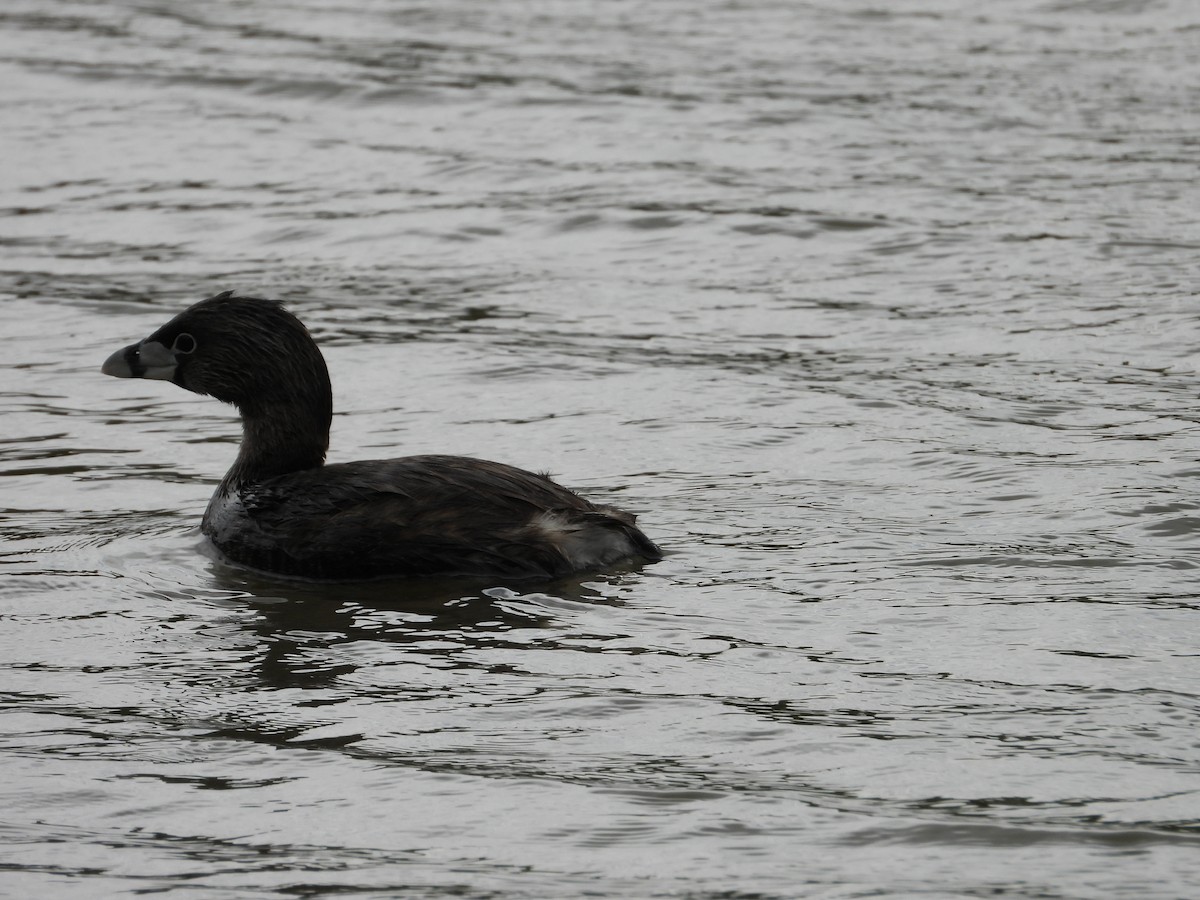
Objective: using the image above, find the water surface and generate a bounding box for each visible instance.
[2,1,1199,897]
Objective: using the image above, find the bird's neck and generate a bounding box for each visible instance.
[223,397,330,487]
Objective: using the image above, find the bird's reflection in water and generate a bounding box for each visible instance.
[202,553,646,693]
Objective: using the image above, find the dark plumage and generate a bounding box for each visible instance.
[102,291,661,580]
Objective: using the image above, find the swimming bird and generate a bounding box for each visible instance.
[101,291,661,580]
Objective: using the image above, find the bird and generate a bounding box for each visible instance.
[101,291,661,580]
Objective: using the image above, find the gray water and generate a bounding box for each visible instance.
[2,1,1199,897]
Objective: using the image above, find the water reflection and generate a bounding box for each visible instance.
[199,556,656,693]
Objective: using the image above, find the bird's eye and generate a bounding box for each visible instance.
[173,333,197,355]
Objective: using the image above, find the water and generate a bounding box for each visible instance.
[2,0,1199,896]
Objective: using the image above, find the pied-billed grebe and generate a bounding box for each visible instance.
[101,291,661,580]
